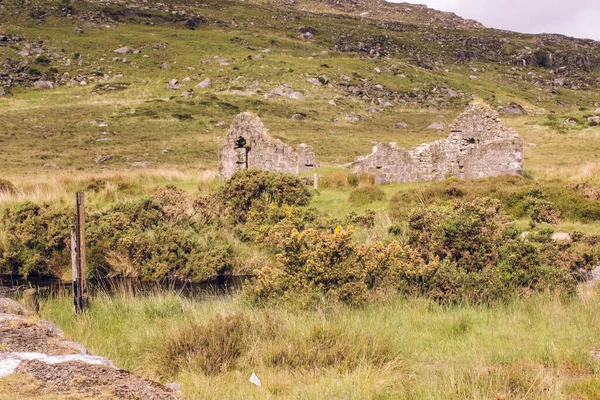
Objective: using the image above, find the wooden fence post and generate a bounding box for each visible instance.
[72,192,88,313]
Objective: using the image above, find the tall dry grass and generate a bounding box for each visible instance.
[40,285,600,400]
[0,168,217,206]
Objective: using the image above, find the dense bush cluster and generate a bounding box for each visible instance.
[2,170,599,306]
[249,197,599,305]
[0,170,319,281]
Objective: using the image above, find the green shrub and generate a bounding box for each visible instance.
[1,202,71,277]
[219,169,312,223]
[348,185,386,205]
[248,226,370,306]
[155,313,253,377]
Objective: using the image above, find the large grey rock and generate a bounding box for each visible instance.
[0,298,29,315]
[426,122,445,130]
[195,78,211,89]
[499,103,527,116]
[94,154,114,165]
[588,116,600,123]
[34,81,53,90]
[114,46,133,54]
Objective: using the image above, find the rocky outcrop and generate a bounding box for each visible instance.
[218,112,316,179]
[0,298,180,399]
[350,103,524,184]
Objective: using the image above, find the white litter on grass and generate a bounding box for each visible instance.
[249,372,261,387]
[0,352,116,378]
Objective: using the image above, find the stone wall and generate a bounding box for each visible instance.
[349,103,524,184]
[218,112,316,179]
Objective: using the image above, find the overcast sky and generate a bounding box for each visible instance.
[391,0,600,41]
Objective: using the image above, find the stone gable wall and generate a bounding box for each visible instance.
[350,103,524,184]
[218,112,316,179]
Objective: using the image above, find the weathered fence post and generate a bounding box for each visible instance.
[71,192,88,313]
[313,173,318,190]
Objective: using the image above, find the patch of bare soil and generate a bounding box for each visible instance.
[0,318,78,356]
[14,360,179,399]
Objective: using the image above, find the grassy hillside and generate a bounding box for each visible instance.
[0,0,599,176]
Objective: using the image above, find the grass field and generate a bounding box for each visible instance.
[36,285,600,399]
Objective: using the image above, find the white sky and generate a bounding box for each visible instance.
[390,0,600,41]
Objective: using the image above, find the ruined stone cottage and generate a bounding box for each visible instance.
[349,103,524,184]
[218,112,316,179]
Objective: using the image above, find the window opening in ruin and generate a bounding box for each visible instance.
[376,166,383,170]
[234,136,250,170]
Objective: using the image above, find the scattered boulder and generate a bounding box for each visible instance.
[588,116,600,123]
[394,122,408,129]
[291,113,306,120]
[34,81,53,90]
[94,154,114,165]
[0,298,29,315]
[114,47,133,54]
[181,90,194,98]
[377,98,393,107]
[595,108,600,114]
[345,113,363,122]
[289,91,304,100]
[75,27,84,34]
[328,100,337,106]
[166,79,182,90]
[196,78,211,88]
[564,117,578,125]
[299,27,316,35]
[160,63,170,70]
[499,103,527,116]
[0,87,13,97]
[426,122,445,130]
[367,106,382,113]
